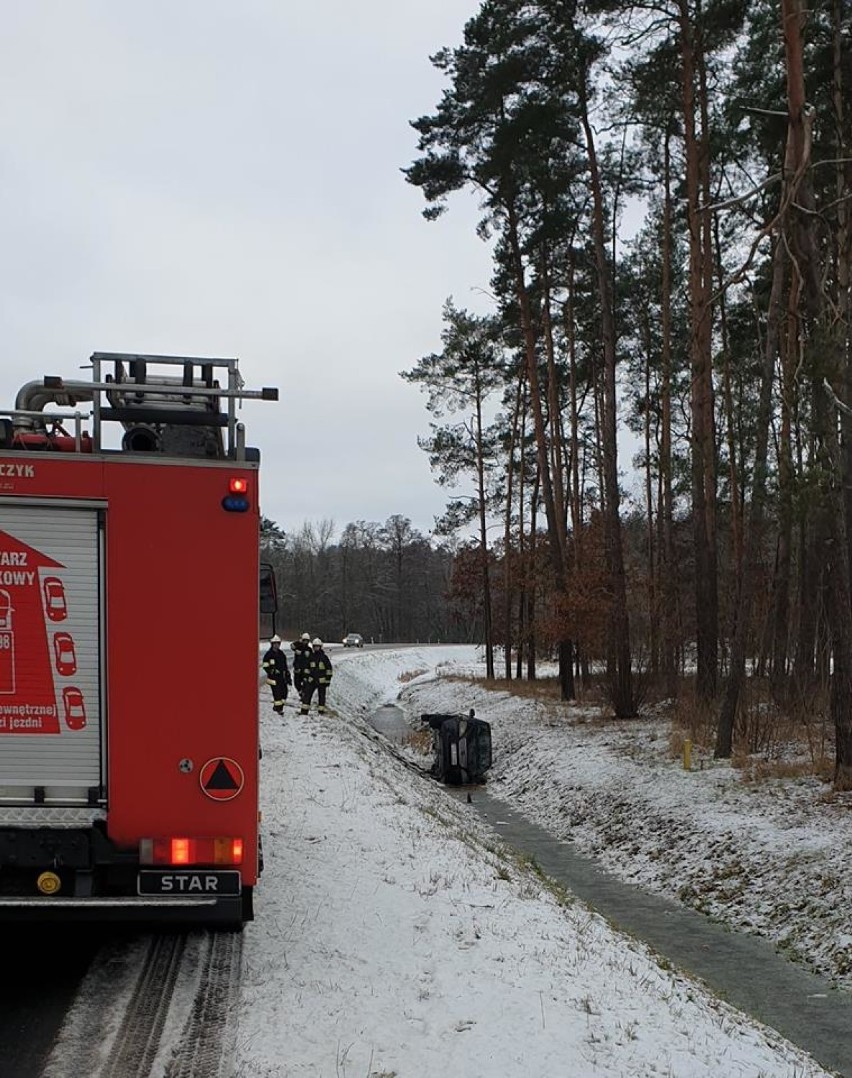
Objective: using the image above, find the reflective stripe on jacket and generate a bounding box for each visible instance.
[306,650,332,685]
[262,648,289,682]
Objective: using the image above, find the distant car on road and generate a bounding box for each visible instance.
[343,633,364,648]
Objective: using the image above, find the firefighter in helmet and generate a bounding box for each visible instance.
[300,638,333,715]
[291,632,312,697]
[262,634,291,715]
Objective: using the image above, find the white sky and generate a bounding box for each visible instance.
[0,2,496,539]
[45,646,842,1077]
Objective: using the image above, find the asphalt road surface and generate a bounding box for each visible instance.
[0,923,103,1078]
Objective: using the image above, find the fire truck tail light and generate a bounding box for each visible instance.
[172,838,190,864]
[223,475,251,512]
[140,837,245,866]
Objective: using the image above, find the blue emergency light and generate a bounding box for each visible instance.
[222,476,250,512]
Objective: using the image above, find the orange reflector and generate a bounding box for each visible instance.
[229,477,247,494]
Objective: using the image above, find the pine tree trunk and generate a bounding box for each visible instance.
[679,0,717,700]
[830,0,852,785]
[716,244,742,596]
[793,509,820,692]
[716,236,786,757]
[516,385,529,679]
[660,128,678,698]
[770,295,795,696]
[503,371,525,681]
[697,23,719,692]
[527,470,540,682]
[578,83,634,718]
[475,384,494,679]
[782,0,852,788]
[833,0,852,676]
[507,203,573,699]
[541,262,568,537]
[643,336,658,677]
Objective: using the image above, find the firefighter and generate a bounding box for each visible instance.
[291,632,312,696]
[300,637,333,715]
[262,634,291,715]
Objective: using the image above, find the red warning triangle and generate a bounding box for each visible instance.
[199,757,244,801]
[205,759,239,790]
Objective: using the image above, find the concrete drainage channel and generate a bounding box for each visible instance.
[370,704,852,1078]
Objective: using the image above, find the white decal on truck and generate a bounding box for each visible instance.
[0,530,66,733]
[0,572,34,586]
[0,553,28,565]
[0,464,35,478]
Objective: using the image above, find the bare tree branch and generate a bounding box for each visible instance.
[823,378,852,418]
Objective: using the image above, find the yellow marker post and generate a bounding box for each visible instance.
[683,738,692,771]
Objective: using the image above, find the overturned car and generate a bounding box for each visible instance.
[421,710,492,786]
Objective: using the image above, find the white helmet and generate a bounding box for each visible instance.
[312,637,323,647]
[301,632,311,641]
[270,634,282,644]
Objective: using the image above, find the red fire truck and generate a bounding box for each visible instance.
[0,353,277,926]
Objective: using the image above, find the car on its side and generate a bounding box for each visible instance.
[343,633,364,648]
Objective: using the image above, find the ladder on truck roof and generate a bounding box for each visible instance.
[2,353,279,460]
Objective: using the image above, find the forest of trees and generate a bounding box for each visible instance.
[260,516,480,646]
[266,0,851,786]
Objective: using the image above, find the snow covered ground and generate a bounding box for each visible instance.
[234,644,849,1077]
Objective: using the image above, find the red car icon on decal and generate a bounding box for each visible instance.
[62,686,86,730]
[53,633,77,676]
[43,577,68,622]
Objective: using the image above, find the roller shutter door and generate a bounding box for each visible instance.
[0,503,102,802]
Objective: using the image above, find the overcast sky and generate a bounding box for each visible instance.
[1,2,499,540]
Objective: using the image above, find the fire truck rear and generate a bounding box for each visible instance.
[0,353,277,926]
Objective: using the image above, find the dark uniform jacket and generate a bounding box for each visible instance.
[305,648,333,686]
[262,646,290,686]
[291,641,311,680]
